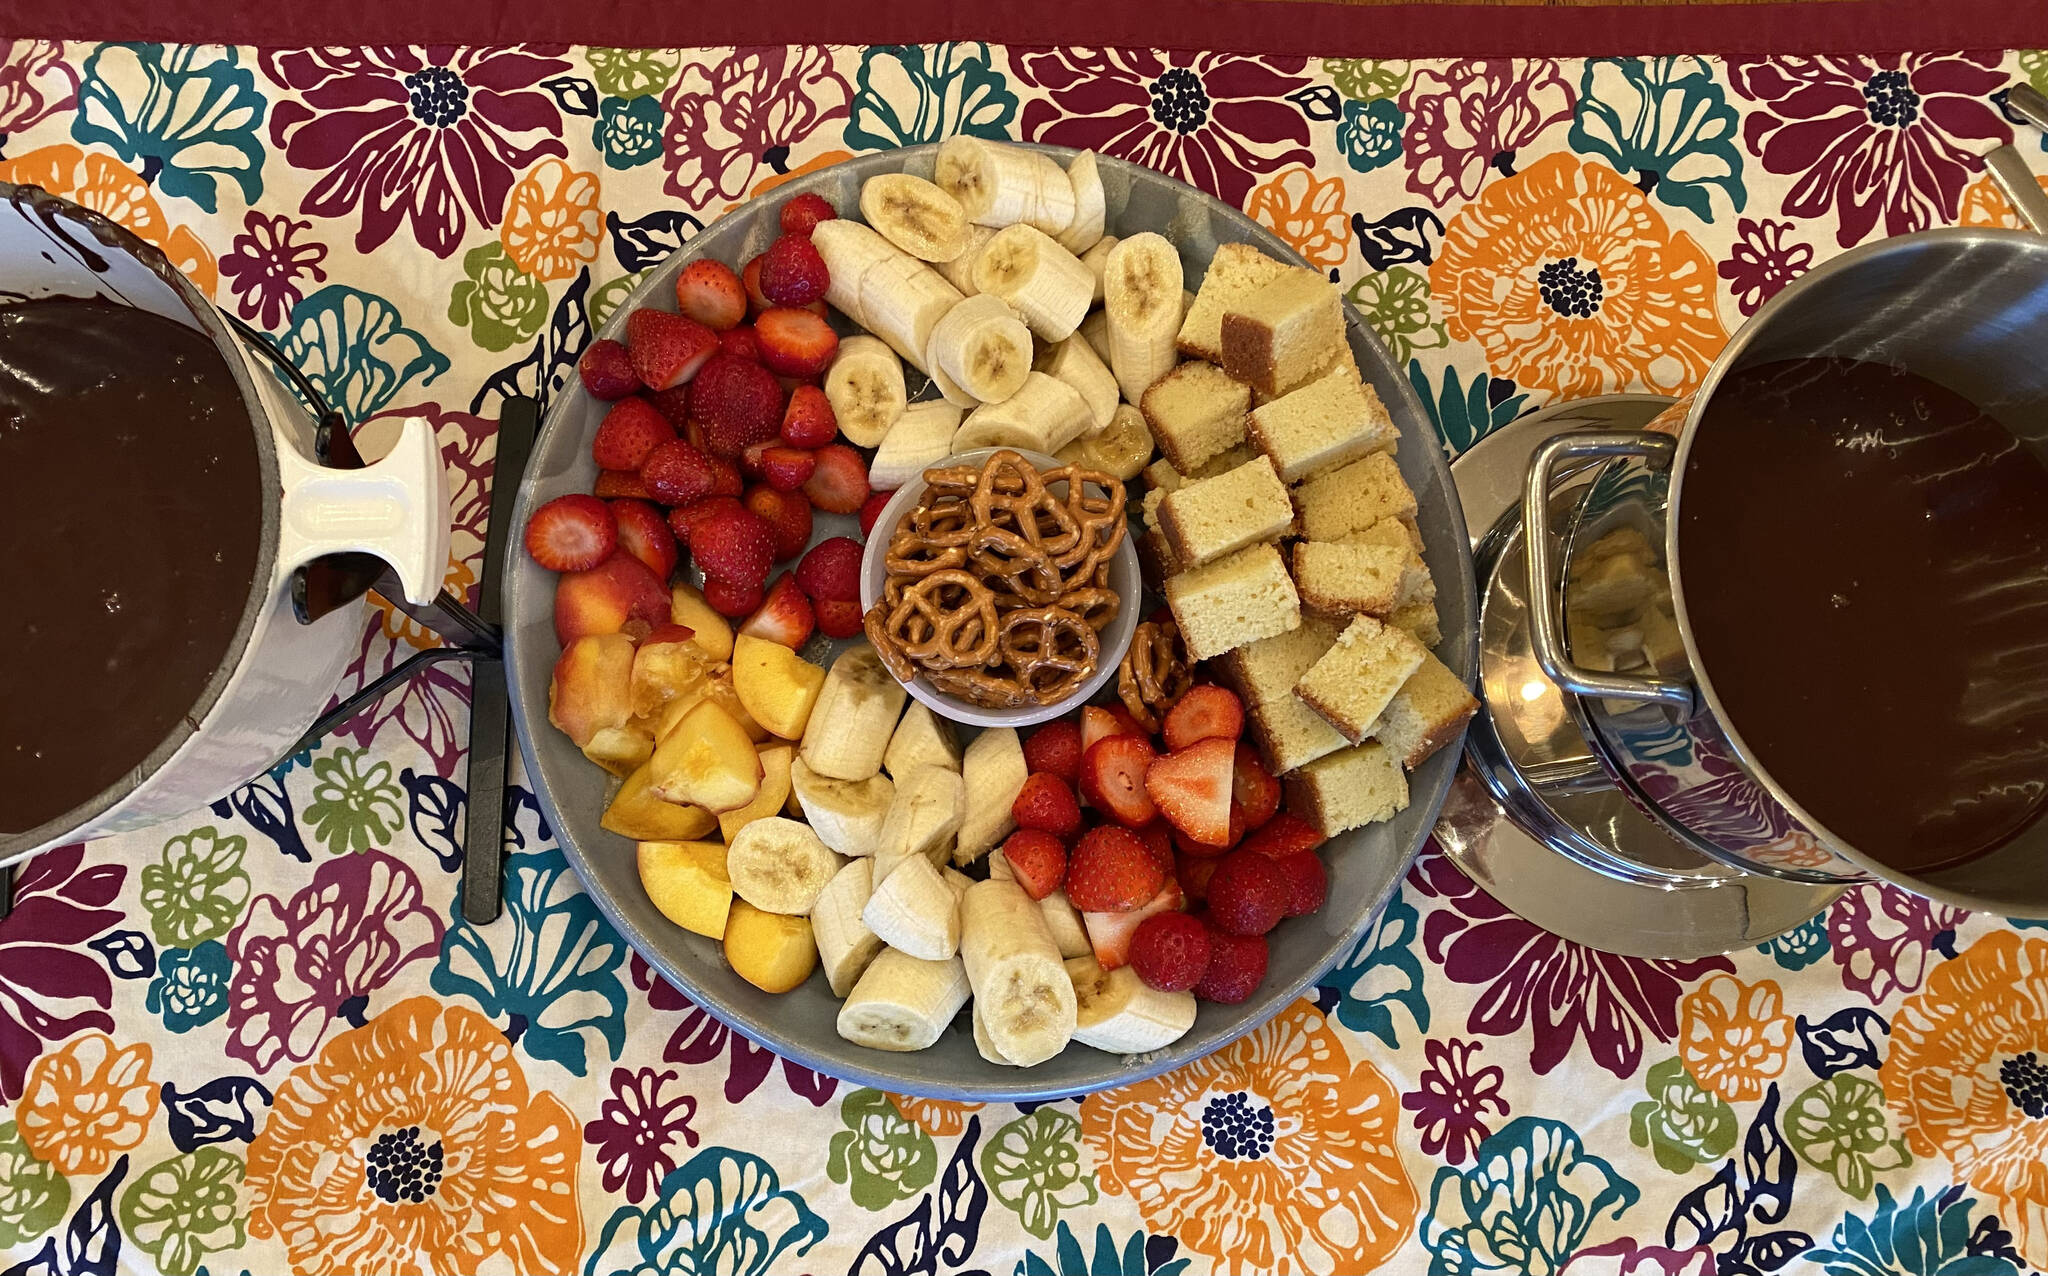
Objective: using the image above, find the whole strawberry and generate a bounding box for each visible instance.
[794,537,863,603]
[1129,912,1211,993]
[577,338,639,400]
[691,353,785,458]
[691,505,774,589]
[757,235,830,308]
[1023,720,1084,783]
[1011,773,1082,839]
[1193,923,1267,1004]
[1206,851,1290,936]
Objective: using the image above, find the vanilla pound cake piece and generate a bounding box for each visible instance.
[1286,740,1409,836]
[1164,543,1301,662]
[1220,268,1343,398]
[1375,651,1479,769]
[1215,619,1349,773]
[1340,515,1426,556]
[1140,361,1251,474]
[1252,341,1365,406]
[1387,600,1442,649]
[1294,615,1429,745]
[1293,451,1418,542]
[1177,242,1291,362]
[1160,455,1294,569]
[1247,363,1397,483]
[1292,541,1426,619]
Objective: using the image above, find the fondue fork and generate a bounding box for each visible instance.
[1986,85,2048,234]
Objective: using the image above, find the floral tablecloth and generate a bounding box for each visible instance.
[3,39,2048,1276]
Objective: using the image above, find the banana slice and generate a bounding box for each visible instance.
[863,856,961,961]
[869,401,963,491]
[953,371,1092,456]
[790,760,895,858]
[954,727,1027,865]
[824,335,907,448]
[960,880,1078,1066]
[1056,151,1107,254]
[800,645,908,781]
[944,867,974,902]
[934,224,995,297]
[987,848,1013,881]
[861,173,971,263]
[973,225,1093,342]
[873,763,966,881]
[926,294,1034,406]
[1079,237,1118,305]
[813,858,884,996]
[1066,955,1197,1054]
[861,254,965,374]
[1056,402,1154,481]
[1039,893,1093,960]
[838,949,970,1052]
[935,136,1077,236]
[726,816,843,914]
[973,1001,1023,1066]
[1078,308,1112,365]
[1034,334,1119,433]
[885,700,962,778]
[810,219,896,324]
[1104,233,1185,402]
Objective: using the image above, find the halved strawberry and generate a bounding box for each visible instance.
[1067,825,1168,913]
[814,597,865,639]
[758,235,830,308]
[858,490,892,538]
[702,573,765,618]
[779,192,837,236]
[794,537,862,603]
[674,259,747,331]
[666,495,742,552]
[781,384,837,448]
[609,499,678,581]
[591,397,676,472]
[1012,773,1082,838]
[625,309,718,391]
[1080,704,1145,755]
[760,446,816,492]
[718,326,761,362]
[1171,819,1237,859]
[744,485,813,561]
[1163,684,1244,751]
[593,469,654,500]
[1146,737,1236,846]
[754,307,839,380]
[639,438,716,507]
[1079,734,1158,828]
[802,443,870,514]
[738,573,815,648]
[1231,742,1281,832]
[1134,821,1175,880]
[1240,812,1325,860]
[525,494,616,572]
[739,439,773,480]
[577,338,640,400]
[1001,829,1067,901]
[741,254,772,316]
[1082,880,1184,969]
[646,383,692,428]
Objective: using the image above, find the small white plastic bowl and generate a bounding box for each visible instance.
[859,447,1142,729]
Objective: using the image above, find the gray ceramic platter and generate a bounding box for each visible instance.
[503,143,1478,1100]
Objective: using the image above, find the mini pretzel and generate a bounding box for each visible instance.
[878,569,1001,671]
[1119,619,1191,731]
[1056,587,1120,632]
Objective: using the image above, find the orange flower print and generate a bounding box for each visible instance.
[744,147,855,203]
[1883,931,2048,1268]
[888,1093,984,1137]
[1679,974,1792,1103]
[1431,152,1727,401]
[17,1032,159,1176]
[246,996,582,1276]
[502,158,604,282]
[1084,1000,1416,1274]
[374,555,478,651]
[1246,166,1351,269]
[0,144,218,296]
[1957,172,2048,229]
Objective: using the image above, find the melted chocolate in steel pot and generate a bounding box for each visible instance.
[0,297,261,832]
[1679,357,2048,873]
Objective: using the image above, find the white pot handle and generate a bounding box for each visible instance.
[275,415,451,606]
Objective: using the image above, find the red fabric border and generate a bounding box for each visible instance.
[2,0,2036,57]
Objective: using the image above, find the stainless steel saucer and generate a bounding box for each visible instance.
[1441,395,1842,958]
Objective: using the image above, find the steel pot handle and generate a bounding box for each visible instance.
[1523,431,1696,713]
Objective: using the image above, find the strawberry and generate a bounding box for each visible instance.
[1135,821,1176,879]
[1023,719,1083,783]
[1130,912,1211,993]
[673,259,746,331]
[577,338,639,400]
[702,573,765,618]
[1206,851,1290,936]
[524,494,616,572]
[1273,850,1327,917]
[760,445,816,492]
[802,443,870,514]
[690,354,784,458]
[794,536,862,603]
[1080,704,1145,755]
[739,573,815,648]
[744,485,813,561]
[1241,812,1325,860]
[858,490,893,538]
[1001,829,1067,901]
[779,192,837,236]
[1171,819,1236,859]
[609,499,678,581]
[1079,734,1158,827]
[667,495,742,551]
[593,468,654,500]
[717,326,761,362]
[754,307,839,379]
[1145,737,1236,846]
[1163,684,1244,751]
[625,308,718,391]
[591,397,676,471]
[638,439,717,507]
[1066,826,1167,913]
[1176,854,1219,902]
[1082,881,1184,969]
[645,383,692,429]
[1193,924,1267,1004]
[741,254,771,316]
[692,505,775,587]
[815,597,865,639]
[1012,773,1082,838]
[739,439,773,480]
[758,235,830,308]
[707,455,744,498]
[781,384,837,448]
[1231,743,1281,831]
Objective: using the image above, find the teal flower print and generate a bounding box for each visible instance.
[1806,1184,2023,1276]
[303,744,404,855]
[279,285,449,421]
[1338,97,1404,173]
[1410,359,1531,455]
[1318,890,1429,1048]
[1569,56,1745,222]
[72,43,265,213]
[140,827,250,949]
[586,47,682,100]
[981,1107,1098,1240]
[827,1089,939,1211]
[1349,267,1448,367]
[117,1148,245,1276]
[1630,1056,1738,1175]
[1786,1074,1910,1201]
[1424,1117,1639,1275]
[448,242,549,353]
[846,43,1018,151]
[0,1121,68,1249]
[1018,1221,1191,1276]
[1758,914,1830,971]
[583,1147,828,1276]
[1324,58,1406,102]
[146,941,231,1033]
[595,94,664,170]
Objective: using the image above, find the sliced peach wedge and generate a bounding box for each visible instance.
[718,743,795,843]
[731,634,826,740]
[549,633,636,749]
[631,622,713,719]
[648,699,762,813]
[603,761,717,841]
[637,839,732,939]
[671,582,734,662]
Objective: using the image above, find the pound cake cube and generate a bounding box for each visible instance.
[1164,543,1301,662]
[1220,269,1343,398]
[1160,456,1294,569]
[1286,741,1409,836]
[1375,651,1479,769]
[1138,527,1183,579]
[1177,242,1291,362]
[1292,541,1423,618]
[1253,341,1365,406]
[1293,451,1418,542]
[1387,600,1442,648]
[1341,515,1426,556]
[1216,619,1349,773]
[1294,615,1428,744]
[1143,457,1184,493]
[1247,364,1397,482]
[1332,521,1435,608]
[1140,361,1252,474]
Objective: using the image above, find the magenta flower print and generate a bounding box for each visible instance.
[1729,53,2009,248]
[261,46,571,257]
[1015,50,1314,208]
[0,40,79,134]
[224,849,443,1071]
[1718,216,1811,316]
[1400,59,1574,203]
[583,1066,700,1204]
[1402,1037,1508,1165]
[633,955,838,1107]
[0,844,123,1102]
[660,46,850,208]
[1827,881,1963,1005]
[219,211,329,330]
